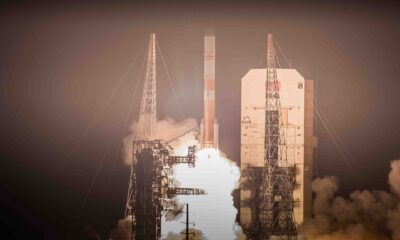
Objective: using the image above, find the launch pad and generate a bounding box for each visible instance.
[123,31,312,239]
[125,139,205,240]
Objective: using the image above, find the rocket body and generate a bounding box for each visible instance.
[200,31,219,149]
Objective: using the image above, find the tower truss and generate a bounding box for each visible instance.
[138,33,157,139]
[125,140,204,240]
[259,34,297,239]
[125,33,204,240]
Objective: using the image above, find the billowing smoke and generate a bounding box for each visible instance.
[388,160,400,240]
[300,159,400,240]
[164,228,208,240]
[109,217,132,240]
[388,205,400,240]
[162,148,242,239]
[117,116,400,239]
[116,117,242,239]
[122,117,198,165]
[389,160,400,197]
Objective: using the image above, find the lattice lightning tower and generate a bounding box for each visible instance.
[124,33,205,240]
[138,33,157,139]
[259,34,297,239]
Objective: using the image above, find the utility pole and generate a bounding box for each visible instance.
[181,203,195,240]
[186,204,189,240]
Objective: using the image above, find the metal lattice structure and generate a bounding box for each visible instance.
[138,33,157,139]
[125,33,204,240]
[125,140,204,240]
[258,34,297,239]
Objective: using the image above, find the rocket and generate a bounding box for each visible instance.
[200,30,219,149]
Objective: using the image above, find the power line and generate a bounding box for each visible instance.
[105,46,148,190]
[75,46,149,222]
[275,40,292,68]
[75,140,113,222]
[306,94,365,188]
[52,47,144,179]
[155,38,186,119]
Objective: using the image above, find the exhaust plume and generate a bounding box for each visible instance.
[300,159,400,240]
[162,148,242,239]
[116,117,242,239]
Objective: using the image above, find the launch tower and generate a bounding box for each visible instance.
[240,34,300,239]
[125,140,204,239]
[138,33,157,139]
[258,34,297,239]
[125,33,205,240]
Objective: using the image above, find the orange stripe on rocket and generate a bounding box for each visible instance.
[200,29,219,150]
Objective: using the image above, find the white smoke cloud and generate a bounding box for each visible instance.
[300,159,400,240]
[118,113,400,240]
[162,148,242,240]
[164,228,208,240]
[117,117,242,240]
[122,117,198,165]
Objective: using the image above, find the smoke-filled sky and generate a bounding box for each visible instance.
[1,1,400,239]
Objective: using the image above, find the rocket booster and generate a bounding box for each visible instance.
[200,30,219,149]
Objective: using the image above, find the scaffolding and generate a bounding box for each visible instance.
[125,33,204,240]
[258,34,297,239]
[125,140,204,240]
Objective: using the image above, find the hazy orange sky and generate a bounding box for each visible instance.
[1,1,400,239]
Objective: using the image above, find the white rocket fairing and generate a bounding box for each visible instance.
[200,30,219,149]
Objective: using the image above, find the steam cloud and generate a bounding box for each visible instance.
[162,148,242,239]
[300,159,400,240]
[109,218,132,240]
[122,117,198,165]
[116,115,400,239]
[164,228,208,240]
[116,117,242,240]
